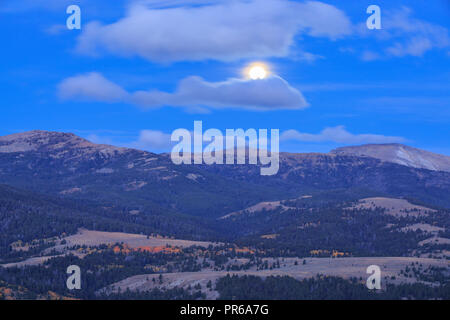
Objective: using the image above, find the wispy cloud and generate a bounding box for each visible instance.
[360,96,450,121]
[356,7,450,59]
[281,126,406,144]
[83,125,407,153]
[299,82,450,92]
[383,7,450,57]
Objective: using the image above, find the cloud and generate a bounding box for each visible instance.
[384,8,449,57]
[58,72,308,111]
[361,50,381,61]
[361,96,450,120]
[86,134,115,145]
[131,75,308,110]
[126,129,210,152]
[130,130,173,151]
[84,129,174,152]
[86,125,407,154]
[386,37,434,57]
[58,72,128,103]
[280,126,406,144]
[76,0,352,62]
[356,7,450,59]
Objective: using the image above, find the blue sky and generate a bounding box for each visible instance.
[1,0,449,154]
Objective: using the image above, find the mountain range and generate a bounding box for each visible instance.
[0,130,450,241]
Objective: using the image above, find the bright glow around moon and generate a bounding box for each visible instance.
[249,66,267,80]
[244,62,270,80]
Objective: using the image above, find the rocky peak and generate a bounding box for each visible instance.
[331,143,450,172]
[0,130,126,158]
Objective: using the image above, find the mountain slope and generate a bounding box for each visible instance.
[331,144,450,172]
[0,131,290,219]
[200,152,450,209]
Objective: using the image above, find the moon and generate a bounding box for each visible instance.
[245,62,270,80]
[249,65,267,80]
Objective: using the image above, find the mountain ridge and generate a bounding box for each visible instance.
[2,130,449,172]
[0,130,130,158]
[331,143,450,173]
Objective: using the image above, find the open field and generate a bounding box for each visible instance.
[348,197,436,217]
[220,200,291,219]
[419,237,450,246]
[220,195,312,219]
[101,256,449,299]
[0,229,217,269]
[401,223,444,234]
[45,229,216,254]
[0,255,65,268]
